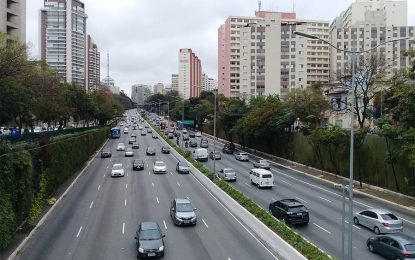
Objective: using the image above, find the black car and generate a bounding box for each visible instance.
[146,147,156,156]
[135,222,165,258]
[133,159,145,171]
[222,142,235,154]
[101,149,111,158]
[367,233,415,259]
[132,142,139,149]
[161,146,170,154]
[189,140,197,147]
[269,199,309,225]
[189,132,195,138]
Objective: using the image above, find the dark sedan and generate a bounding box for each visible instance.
[100,149,111,158]
[146,147,156,156]
[132,142,139,149]
[161,146,170,154]
[367,233,415,259]
[135,222,165,258]
[133,159,145,171]
[189,140,197,147]
[269,199,309,225]
[189,132,195,138]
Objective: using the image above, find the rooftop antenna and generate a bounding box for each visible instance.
[258,0,262,12]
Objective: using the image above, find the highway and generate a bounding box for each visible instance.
[177,130,415,260]
[15,111,280,260]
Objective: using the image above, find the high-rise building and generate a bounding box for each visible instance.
[201,72,209,91]
[40,0,88,87]
[131,84,152,105]
[0,0,26,41]
[86,35,100,92]
[171,74,179,92]
[207,78,218,91]
[178,48,202,99]
[153,83,165,94]
[220,11,329,99]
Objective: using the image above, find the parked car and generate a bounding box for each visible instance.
[366,233,415,259]
[101,149,112,158]
[218,168,237,181]
[111,164,124,177]
[161,146,170,154]
[116,143,125,151]
[125,148,134,157]
[129,138,136,144]
[269,199,309,225]
[209,151,221,160]
[253,159,271,170]
[146,147,156,156]
[354,209,403,234]
[132,142,139,149]
[170,198,197,226]
[133,159,145,171]
[222,142,235,154]
[235,152,249,161]
[153,161,166,174]
[135,222,165,258]
[176,161,190,174]
[250,168,274,188]
[189,140,197,147]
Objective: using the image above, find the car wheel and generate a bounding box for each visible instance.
[284,218,291,226]
[395,257,403,260]
[353,217,359,225]
[367,242,375,253]
[374,226,381,235]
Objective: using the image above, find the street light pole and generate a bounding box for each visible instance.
[213,90,217,179]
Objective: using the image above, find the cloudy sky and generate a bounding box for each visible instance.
[26,0,415,96]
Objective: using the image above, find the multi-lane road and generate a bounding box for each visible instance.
[15,111,280,260]
[177,126,415,260]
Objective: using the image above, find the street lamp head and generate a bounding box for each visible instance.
[293,31,319,40]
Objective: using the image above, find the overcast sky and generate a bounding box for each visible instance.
[26,0,415,96]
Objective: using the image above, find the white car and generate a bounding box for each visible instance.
[117,143,125,151]
[153,161,167,174]
[235,152,249,161]
[123,127,129,134]
[195,131,202,137]
[125,148,134,157]
[111,164,125,177]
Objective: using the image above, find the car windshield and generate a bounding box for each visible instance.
[113,165,123,170]
[224,169,235,174]
[139,229,161,240]
[260,160,268,164]
[134,160,143,165]
[118,143,124,146]
[380,213,398,220]
[126,148,132,152]
[404,244,415,251]
[147,147,154,151]
[155,162,165,167]
[288,205,307,213]
[262,174,273,178]
[179,162,188,167]
[240,153,247,156]
[176,202,193,212]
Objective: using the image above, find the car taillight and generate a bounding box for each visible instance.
[402,252,410,257]
[382,223,389,227]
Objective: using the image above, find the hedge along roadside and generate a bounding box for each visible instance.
[145,119,331,260]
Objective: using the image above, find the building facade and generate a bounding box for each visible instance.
[171,74,179,92]
[131,84,152,105]
[153,83,165,94]
[0,0,26,41]
[40,0,88,87]
[178,48,202,99]
[86,35,100,92]
[207,78,218,91]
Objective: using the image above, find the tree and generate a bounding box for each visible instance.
[218,98,246,140]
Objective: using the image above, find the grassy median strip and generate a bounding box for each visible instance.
[147,120,332,260]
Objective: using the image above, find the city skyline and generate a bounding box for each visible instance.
[26,0,415,96]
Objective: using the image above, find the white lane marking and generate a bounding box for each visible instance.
[106,165,109,169]
[103,174,105,178]
[156,197,159,204]
[202,219,209,228]
[177,181,181,187]
[170,172,173,175]
[127,173,129,177]
[228,258,231,260]
[280,179,292,186]
[190,175,279,260]
[152,182,154,188]
[98,185,101,191]
[344,220,362,230]
[76,226,83,238]
[318,196,332,203]
[313,223,331,234]
[163,220,167,230]
[89,201,94,209]
[125,199,127,206]
[148,171,150,175]
[122,223,125,234]
[126,184,128,189]
[295,197,308,204]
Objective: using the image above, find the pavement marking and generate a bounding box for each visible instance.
[228,258,231,260]
[318,196,332,203]
[170,172,173,175]
[202,219,209,228]
[156,197,159,204]
[127,173,129,177]
[177,181,181,187]
[313,223,331,234]
[103,174,105,178]
[148,171,150,175]
[163,220,167,230]
[89,201,94,209]
[126,184,128,189]
[76,226,83,238]
[152,182,154,188]
[295,197,308,204]
[98,185,101,191]
[122,223,125,234]
[344,220,362,230]
[106,165,109,169]
[125,199,127,206]
[280,179,292,186]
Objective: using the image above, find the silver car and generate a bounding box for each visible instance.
[253,159,271,170]
[235,152,249,161]
[176,161,190,174]
[125,148,134,157]
[219,168,237,181]
[170,198,197,226]
[354,208,403,234]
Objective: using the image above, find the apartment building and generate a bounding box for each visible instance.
[201,72,208,91]
[178,48,202,99]
[153,83,165,94]
[207,78,218,91]
[40,0,88,87]
[0,0,26,41]
[86,35,100,92]
[131,84,152,105]
[171,74,179,92]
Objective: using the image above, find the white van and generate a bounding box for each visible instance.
[193,148,208,162]
[249,168,274,188]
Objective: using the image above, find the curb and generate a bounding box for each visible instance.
[8,138,109,260]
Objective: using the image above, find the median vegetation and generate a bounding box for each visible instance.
[147,119,332,260]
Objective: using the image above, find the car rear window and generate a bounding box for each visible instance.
[262,174,272,178]
[113,165,122,170]
[380,213,398,220]
[240,153,247,156]
[404,244,415,251]
[288,205,307,213]
[155,162,165,166]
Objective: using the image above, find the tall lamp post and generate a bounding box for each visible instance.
[213,89,217,179]
[294,31,411,260]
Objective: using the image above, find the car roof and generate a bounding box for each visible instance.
[178,161,188,165]
[383,233,415,243]
[140,221,159,230]
[113,163,123,167]
[252,168,272,174]
[133,159,143,163]
[363,208,394,214]
[278,199,303,207]
[155,161,165,164]
[175,198,191,204]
